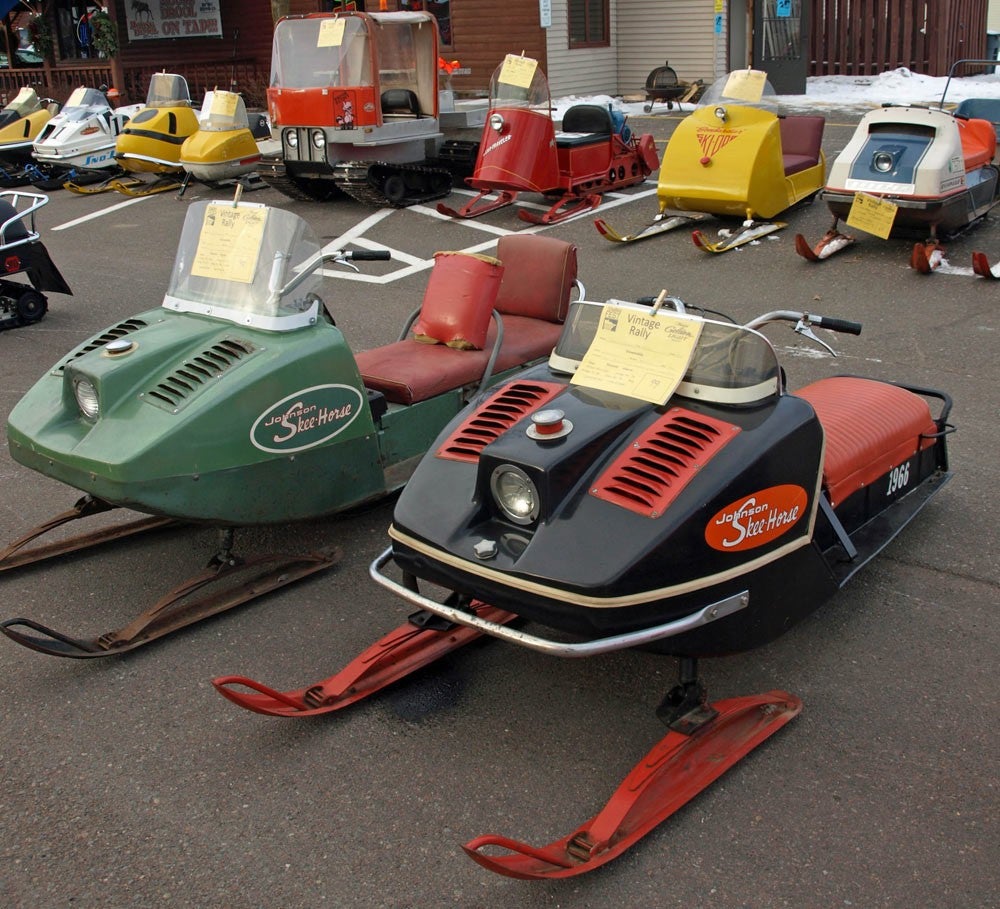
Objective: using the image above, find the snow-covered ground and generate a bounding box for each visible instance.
[552,67,1000,118]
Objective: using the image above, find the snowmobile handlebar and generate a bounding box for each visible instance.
[342,250,391,261]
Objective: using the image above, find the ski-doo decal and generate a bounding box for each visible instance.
[705,484,808,552]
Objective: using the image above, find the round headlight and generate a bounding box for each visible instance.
[489,112,505,133]
[311,129,325,149]
[73,377,100,421]
[490,465,539,525]
[873,151,894,173]
[714,106,727,122]
[284,129,298,148]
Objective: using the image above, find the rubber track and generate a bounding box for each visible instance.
[332,161,453,208]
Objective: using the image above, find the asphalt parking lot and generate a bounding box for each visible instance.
[0,105,997,908]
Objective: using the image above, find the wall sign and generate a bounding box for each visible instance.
[125,1,223,41]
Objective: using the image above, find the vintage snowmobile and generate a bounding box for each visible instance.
[264,11,485,206]
[0,189,73,329]
[30,86,143,190]
[178,90,274,195]
[795,59,1000,271]
[67,73,201,197]
[0,197,581,658]
[0,87,60,168]
[436,54,658,224]
[594,69,826,252]
[216,292,951,878]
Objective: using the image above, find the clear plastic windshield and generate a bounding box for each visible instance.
[550,300,781,405]
[270,15,372,89]
[489,54,551,111]
[145,72,191,107]
[198,91,251,131]
[161,201,323,332]
[60,87,112,119]
[698,70,778,114]
[5,86,40,115]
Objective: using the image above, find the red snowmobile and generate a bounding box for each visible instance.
[437,53,659,224]
[214,292,951,879]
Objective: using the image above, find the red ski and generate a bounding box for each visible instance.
[794,230,855,261]
[910,240,945,274]
[213,601,516,716]
[463,690,802,879]
[972,250,999,278]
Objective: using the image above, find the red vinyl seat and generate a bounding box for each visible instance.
[355,235,578,406]
[795,377,938,507]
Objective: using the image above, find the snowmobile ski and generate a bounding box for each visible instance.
[462,690,802,879]
[0,495,177,573]
[436,189,519,220]
[212,600,517,717]
[794,230,856,262]
[691,220,786,253]
[0,546,340,658]
[593,212,703,243]
[517,192,603,226]
[972,250,999,278]
[910,241,945,274]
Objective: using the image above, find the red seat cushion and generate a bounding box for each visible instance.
[356,317,564,406]
[958,117,996,170]
[779,115,825,176]
[411,251,504,350]
[796,377,937,507]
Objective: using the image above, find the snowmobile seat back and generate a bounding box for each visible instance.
[779,115,825,176]
[412,252,505,350]
[381,89,421,118]
[956,116,996,170]
[795,377,938,508]
[557,105,613,147]
[355,240,576,405]
[494,234,577,323]
[954,98,1000,132]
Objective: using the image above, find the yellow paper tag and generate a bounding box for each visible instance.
[317,17,346,47]
[723,70,767,103]
[846,192,897,239]
[498,54,538,89]
[572,306,703,404]
[191,204,267,284]
[209,90,238,117]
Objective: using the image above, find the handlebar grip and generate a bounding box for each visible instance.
[349,250,391,261]
[814,315,862,335]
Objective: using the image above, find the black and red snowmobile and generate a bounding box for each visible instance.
[436,53,658,224]
[0,190,72,329]
[214,290,952,878]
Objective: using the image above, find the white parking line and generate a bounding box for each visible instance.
[52,195,153,230]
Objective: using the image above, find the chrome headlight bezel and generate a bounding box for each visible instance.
[311,128,325,149]
[873,150,895,173]
[284,128,298,148]
[489,112,505,133]
[489,464,540,526]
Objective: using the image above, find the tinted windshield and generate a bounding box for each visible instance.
[162,201,323,332]
[145,73,190,107]
[551,300,781,404]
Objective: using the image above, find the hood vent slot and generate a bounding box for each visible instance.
[57,318,149,373]
[436,380,565,463]
[145,337,256,409]
[591,408,739,517]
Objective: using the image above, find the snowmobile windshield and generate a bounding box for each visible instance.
[550,300,781,405]
[199,91,250,131]
[5,86,40,115]
[270,15,373,89]
[162,201,323,332]
[145,73,191,107]
[61,87,111,118]
[698,70,778,114]
[489,54,551,111]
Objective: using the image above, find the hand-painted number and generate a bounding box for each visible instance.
[887,461,910,495]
